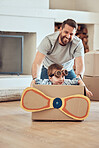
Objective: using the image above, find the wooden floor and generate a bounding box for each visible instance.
[0,101,99,148]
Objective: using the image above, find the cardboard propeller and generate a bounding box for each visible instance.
[21,87,90,120]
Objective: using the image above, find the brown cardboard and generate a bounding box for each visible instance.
[84,50,99,76]
[83,76,99,101]
[32,85,84,120]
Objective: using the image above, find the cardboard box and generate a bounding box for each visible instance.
[84,50,99,76]
[83,76,99,101]
[32,85,84,120]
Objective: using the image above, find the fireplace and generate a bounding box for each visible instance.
[0,32,36,75]
[0,34,24,75]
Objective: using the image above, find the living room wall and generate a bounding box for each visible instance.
[49,0,99,13]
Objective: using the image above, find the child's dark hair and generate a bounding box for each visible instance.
[48,64,63,76]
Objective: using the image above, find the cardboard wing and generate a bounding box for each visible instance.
[21,86,90,120]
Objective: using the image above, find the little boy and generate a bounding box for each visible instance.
[31,63,93,97]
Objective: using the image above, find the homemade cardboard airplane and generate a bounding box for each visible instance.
[21,85,90,121]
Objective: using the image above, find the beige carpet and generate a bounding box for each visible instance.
[0,89,24,102]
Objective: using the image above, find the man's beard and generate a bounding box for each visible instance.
[60,34,71,46]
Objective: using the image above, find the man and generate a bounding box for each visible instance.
[32,19,84,80]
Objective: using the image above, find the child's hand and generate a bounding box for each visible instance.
[86,89,93,97]
[30,80,36,87]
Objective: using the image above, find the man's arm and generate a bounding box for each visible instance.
[32,51,45,79]
[78,79,93,97]
[75,56,85,78]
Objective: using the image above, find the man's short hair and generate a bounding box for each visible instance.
[48,64,63,76]
[62,19,78,30]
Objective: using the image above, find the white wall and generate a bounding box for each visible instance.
[0,76,32,89]
[2,0,99,13]
[0,15,54,46]
[0,0,49,9]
